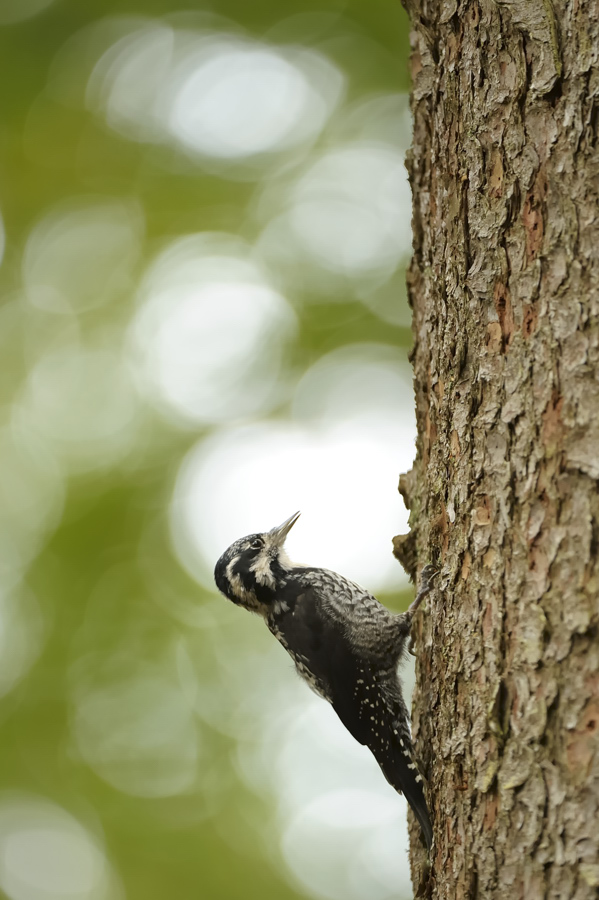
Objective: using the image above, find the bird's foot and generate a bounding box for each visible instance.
[409,565,439,613]
[408,566,439,654]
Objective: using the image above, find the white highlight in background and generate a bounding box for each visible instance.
[0,795,122,900]
[170,344,416,593]
[290,143,412,276]
[0,423,64,583]
[257,141,412,286]
[14,344,138,473]
[130,232,296,426]
[169,41,340,159]
[72,667,200,798]
[0,586,44,700]
[0,0,56,25]
[23,199,143,315]
[88,24,344,164]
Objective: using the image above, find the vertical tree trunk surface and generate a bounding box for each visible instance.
[397,1,599,897]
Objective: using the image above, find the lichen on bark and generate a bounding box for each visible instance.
[397,0,599,897]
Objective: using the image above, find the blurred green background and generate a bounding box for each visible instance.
[0,1,418,898]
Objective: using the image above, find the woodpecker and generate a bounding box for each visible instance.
[214,511,435,849]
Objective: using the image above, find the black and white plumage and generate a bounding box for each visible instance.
[214,511,434,849]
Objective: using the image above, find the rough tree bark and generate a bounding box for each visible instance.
[394,1,599,897]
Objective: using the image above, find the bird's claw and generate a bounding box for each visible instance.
[408,566,439,654]
[409,565,439,612]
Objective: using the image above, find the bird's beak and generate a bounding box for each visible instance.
[270,511,301,546]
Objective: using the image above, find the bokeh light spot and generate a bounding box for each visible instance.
[72,668,200,798]
[131,233,296,425]
[23,199,143,315]
[0,795,121,900]
[255,140,412,298]
[14,344,138,472]
[289,143,411,276]
[0,425,64,582]
[0,585,44,700]
[0,0,56,25]
[89,25,344,165]
[170,343,415,592]
[169,43,326,158]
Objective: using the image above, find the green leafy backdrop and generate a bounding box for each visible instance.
[0,2,416,898]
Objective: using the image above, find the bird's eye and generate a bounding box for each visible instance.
[250,538,263,550]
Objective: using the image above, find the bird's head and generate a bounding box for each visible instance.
[214,511,300,613]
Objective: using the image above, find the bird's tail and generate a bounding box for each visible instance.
[372,736,433,850]
[400,766,433,850]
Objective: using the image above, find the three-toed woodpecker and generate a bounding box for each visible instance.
[214,511,434,849]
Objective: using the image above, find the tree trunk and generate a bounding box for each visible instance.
[395,1,599,897]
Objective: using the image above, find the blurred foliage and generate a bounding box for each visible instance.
[0,1,416,899]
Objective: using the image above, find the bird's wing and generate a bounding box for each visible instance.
[327,646,433,849]
[273,583,433,848]
[296,567,402,658]
[268,585,334,701]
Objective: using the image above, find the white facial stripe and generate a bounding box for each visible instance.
[226,556,240,580]
[226,555,260,610]
[250,552,276,587]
